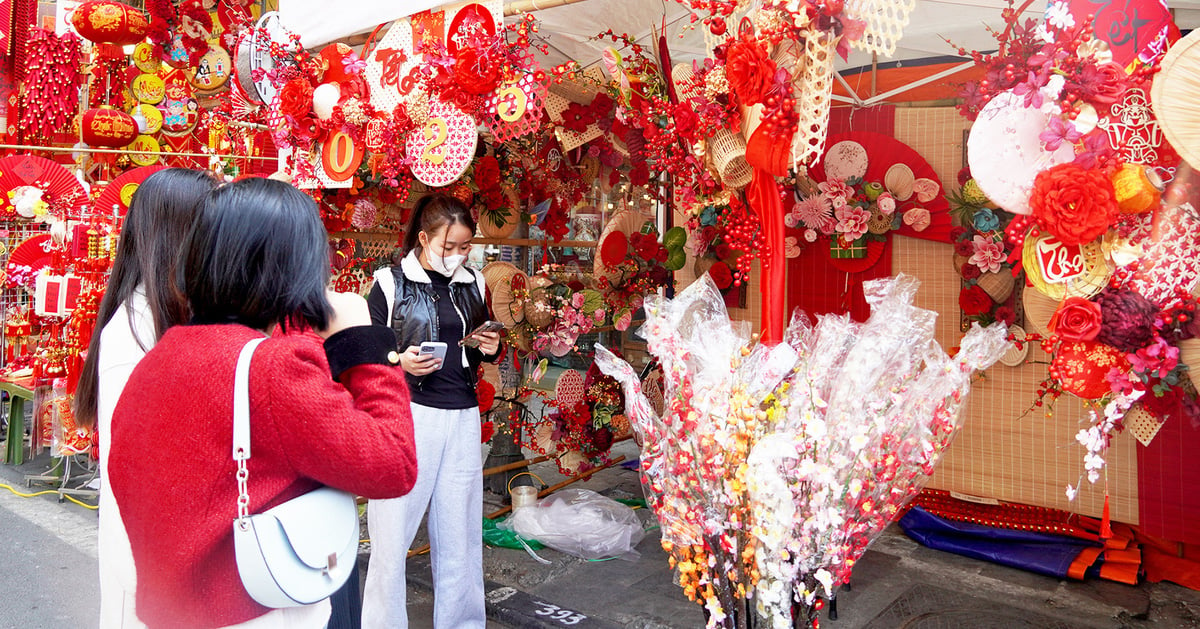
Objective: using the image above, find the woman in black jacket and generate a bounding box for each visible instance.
[361,193,500,628]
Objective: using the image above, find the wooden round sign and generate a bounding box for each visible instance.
[321,130,365,182]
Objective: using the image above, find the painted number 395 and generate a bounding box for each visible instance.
[532,601,587,625]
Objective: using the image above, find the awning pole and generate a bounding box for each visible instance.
[504,0,595,16]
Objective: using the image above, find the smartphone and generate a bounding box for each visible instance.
[418,342,448,368]
[460,320,505,347]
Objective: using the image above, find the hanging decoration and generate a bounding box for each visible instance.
[16,28,83,144]
[70,0,149,46]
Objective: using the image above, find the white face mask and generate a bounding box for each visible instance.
[427,252,466,277]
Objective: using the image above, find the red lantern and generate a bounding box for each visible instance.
[81,106,138,148]
[71,0,150,46]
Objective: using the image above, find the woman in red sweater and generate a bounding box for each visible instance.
[108,178,417,629]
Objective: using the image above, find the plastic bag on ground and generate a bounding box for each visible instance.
[499,488,645,560]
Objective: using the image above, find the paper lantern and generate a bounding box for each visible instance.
[81,106,137,148]
[1052,340,1128,400]
[71,0,149,46]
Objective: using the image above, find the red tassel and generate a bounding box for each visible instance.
[1100,494,1113,540]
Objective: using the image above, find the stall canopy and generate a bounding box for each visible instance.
[280,0,1200,104]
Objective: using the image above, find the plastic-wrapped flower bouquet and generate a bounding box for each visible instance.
[596,273,1008,628]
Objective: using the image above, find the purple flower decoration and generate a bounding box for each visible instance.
[1040,116,1082,151]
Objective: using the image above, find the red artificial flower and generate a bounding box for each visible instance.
[707,260,733,290]
[480,420,495,443]
[959,284,993,316]
[453,47,500,95]
[629,163,650,186]
[994,305,1017,326]
[1049,296,1103,342]
[725,36,776,106]
[474,155,501,192]
[673,101,700,144]
[560,102,592,133]
[1030,163,1119,245]
[715,243,734,260]
[961,263,982,281]
[600,231,628,268]
[953,240,975,256]
[1075,62,1128,106]
[278,78,315,120]
[476,377,496,412]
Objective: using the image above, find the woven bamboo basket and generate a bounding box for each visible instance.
[977,270,1015,303]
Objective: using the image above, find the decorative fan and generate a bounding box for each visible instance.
[93,165,166,217]
[0,155,88,220]
[481,261,528,327]
[594,210,652,284]
[7,233,54,276]
[1151,28,1200,170]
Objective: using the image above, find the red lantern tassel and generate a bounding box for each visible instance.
[1099,494,1113,540]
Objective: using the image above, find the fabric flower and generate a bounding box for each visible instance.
[995,305,1017,326]
[724,37,777,106]
[794,194,834,232]
[971,208,1001,232]
[1094,288,1159,353]
[453,48,500,95]
[876,193,896,215]
[968,235,1005,273]
[959,284,993,316]
[834,205,870,241]
[1049,297,1104,342]
[1030,163,1119,245]
[673,101,700,144]
[818,180,854,202]
[1039,115,1083,152]
[1045,1,1075,30]
[961,263,982,280]
[1074,62,1127,106]
[278,78,315,120]
[954,240,975,257]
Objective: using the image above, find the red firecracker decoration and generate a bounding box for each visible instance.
[70,0,149,46]
[17,29,83,143]
[81,106,138,148]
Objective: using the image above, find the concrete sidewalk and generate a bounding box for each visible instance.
[391,439,1200,629]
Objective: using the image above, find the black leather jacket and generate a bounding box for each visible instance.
[386,264,493,388]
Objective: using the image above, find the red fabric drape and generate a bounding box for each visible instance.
[748,168,786,344]
[1137,416,1200,543]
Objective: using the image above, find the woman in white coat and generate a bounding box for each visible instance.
[74,168,216,628]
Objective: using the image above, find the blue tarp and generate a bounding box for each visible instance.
[899,506,1103,579]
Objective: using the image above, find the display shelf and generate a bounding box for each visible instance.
[475,237,598,247]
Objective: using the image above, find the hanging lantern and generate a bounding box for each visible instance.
[81,106,138,148]
[71,0,150,46]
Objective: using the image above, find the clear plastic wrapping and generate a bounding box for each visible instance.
[596,273,1008,629]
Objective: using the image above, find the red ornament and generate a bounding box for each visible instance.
[1052,340,1128,400]
[81,106,138,148]
[71,0,149,46]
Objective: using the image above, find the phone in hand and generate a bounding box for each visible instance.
[418,342,448,369]
[460,320,505,347]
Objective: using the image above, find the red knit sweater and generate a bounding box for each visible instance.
[108,324,416,628]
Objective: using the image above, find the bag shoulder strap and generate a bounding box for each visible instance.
[232,337,268,462]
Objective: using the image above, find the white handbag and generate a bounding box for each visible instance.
[230,338,360,608]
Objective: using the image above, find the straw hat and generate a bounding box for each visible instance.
[594,210,652,284]
[1152,29,1200,170]
[524,276,556,329]
[1022,285,1060,337]
[481,262,528,327]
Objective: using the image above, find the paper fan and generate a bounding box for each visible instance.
[481,261,527,327]
[94,166,166,217]
[7,233,53,274]
[1152,29,1200,170]
[998,324,1029,367]
[0,155,88,219]
[594,210,651,283]
[823,140,868,183]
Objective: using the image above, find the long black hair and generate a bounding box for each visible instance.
[75,168,217,429]
[184,177,332,331]
[398,193,476,262]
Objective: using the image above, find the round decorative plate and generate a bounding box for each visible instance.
[406,99,478,187]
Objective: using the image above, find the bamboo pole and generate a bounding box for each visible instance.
[407,455,626,557]
[482,453,553,477]
[503,0,594,16]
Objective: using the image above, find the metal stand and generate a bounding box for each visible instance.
[25,453,98,503]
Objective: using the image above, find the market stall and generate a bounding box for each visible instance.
[2,0,1200,625]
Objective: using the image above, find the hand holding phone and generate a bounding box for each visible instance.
[419,342,448,367]
[460,320,505,348]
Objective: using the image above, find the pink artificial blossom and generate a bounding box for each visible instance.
[968,235,1005,273]
[835,205,870,241]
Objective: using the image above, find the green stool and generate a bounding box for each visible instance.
[2,382,34,465]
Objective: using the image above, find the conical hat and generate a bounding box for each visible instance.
[1152,29,1200,170]
[481,262,527,327]
[594,210,652,284]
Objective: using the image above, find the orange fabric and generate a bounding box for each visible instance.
[832,63,984,103]
[1099,548,1142,585]
[1136,529,1200,590]
[1068,547,1104,580]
